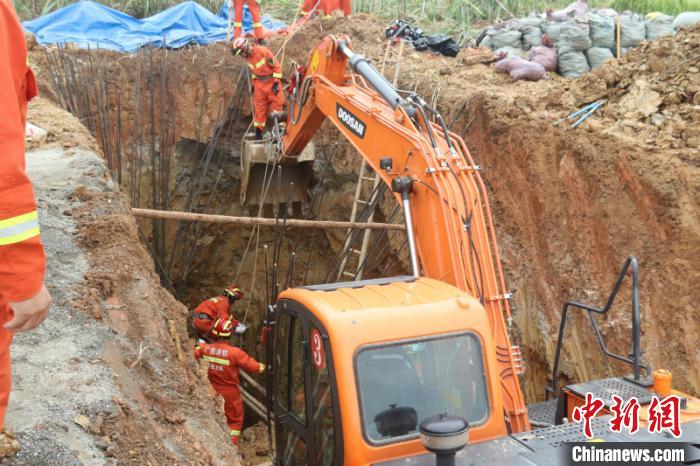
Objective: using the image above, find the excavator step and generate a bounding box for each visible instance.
[526,399,558,427]
[350,249,361,254]
[342,271,356,278]
[356,199,368,205]
[513,415,613,449]
[361,176,376,182]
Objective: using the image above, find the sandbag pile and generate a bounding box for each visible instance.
[478,3,700,78]
[495,56,546,81]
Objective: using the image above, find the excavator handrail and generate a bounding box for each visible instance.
[546,256,650,401]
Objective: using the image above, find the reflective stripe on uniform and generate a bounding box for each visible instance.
[233,22,243,26]
[210,297,219,303]
[253,121,265,128]
[254,58,266,68]
[259,363,266,373]
[272,72,282,78]
[0,211,40,246]
[230,429,240,436]
[247,63,254,69]
[203,355,230,366]
[252,22,262,27]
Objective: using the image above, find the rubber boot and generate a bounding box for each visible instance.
[0,429,20,459]
[255,127,263,140]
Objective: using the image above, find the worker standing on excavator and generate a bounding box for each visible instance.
[232,37,285,140]
[192,285,245,341]
[194,318,265,447]
[231,0,264,42]
[0,0,53,458]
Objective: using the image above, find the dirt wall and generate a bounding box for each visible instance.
[11,98,243,465]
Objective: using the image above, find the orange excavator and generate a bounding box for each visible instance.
[260,35,700,465]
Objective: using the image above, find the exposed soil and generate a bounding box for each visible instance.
[21,18,699,465]
[9,99,251,465]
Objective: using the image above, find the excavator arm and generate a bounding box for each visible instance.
[281,34,530,433]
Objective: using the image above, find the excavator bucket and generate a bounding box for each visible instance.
[240,132,315,217]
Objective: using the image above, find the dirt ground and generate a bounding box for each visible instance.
[20,16,699,464]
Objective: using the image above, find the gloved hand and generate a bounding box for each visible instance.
[272,80,280,95]
[235,322,247,334]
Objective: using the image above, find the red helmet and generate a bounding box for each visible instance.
[211,318,234,338]
[224,285,244,301]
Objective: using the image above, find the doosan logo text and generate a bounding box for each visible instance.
[336,104,366,138]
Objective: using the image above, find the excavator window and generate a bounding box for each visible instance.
[274,312,310,465]
[310,323,335,466]
[273,303,343,466]
[274,312,307,423]
[355,332,489,445]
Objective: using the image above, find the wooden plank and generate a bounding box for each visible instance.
[132,208,405,231]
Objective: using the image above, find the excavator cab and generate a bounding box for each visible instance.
[270,277,509,465]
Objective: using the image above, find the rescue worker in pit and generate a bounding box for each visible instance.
[192,285,244,341]
[194,318,265,446]
[0,0,53,458]
[232,0,264,42]
[232,37,285,140]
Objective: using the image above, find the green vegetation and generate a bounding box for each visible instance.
[13,0,698,34]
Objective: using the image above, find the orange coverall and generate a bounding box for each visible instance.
[233,0,264,40]
[0,0,44,429]
[195,341,265,444]
[246,45,284,131]
[301,0,350,16]
[192,295,239,338]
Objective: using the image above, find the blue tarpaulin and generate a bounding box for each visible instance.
[22,0,286,52]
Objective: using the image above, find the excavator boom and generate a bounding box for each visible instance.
[281,35,529,432]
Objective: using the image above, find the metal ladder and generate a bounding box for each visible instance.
[336,39,406,281]
[336,163,382,281]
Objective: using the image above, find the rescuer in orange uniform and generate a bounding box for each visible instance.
[300,0,351,17]
[232,0,264,41]
[194,318,265,446]
[0,0,53,457]
[192,285,244,340]
[232,37,285,140]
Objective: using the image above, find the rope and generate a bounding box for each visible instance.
[275,0,321,68]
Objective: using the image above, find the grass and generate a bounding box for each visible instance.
[14,0,698,34]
